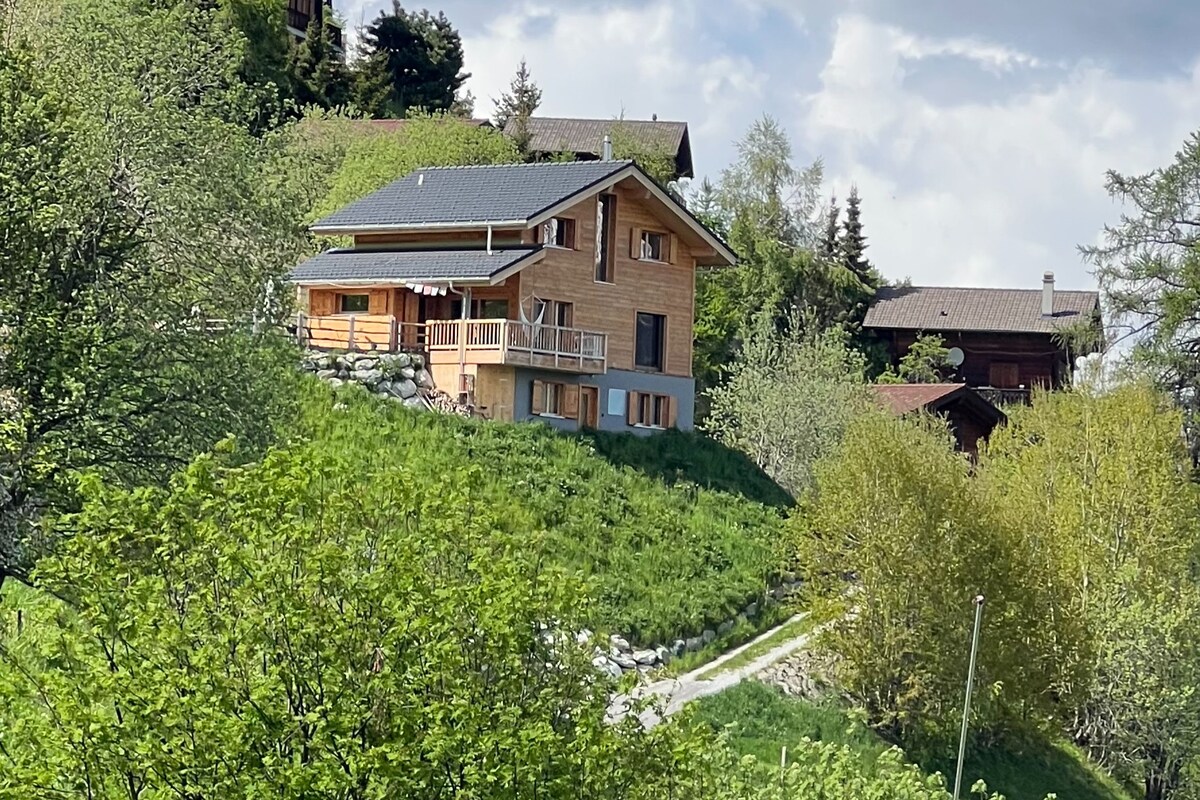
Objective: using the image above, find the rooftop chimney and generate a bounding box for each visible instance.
[1042,271,1055,317]
[601,134,613,161]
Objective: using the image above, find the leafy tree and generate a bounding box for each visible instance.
[493,58,542,155]
[216,0,295,121]
[289,12,351,109]
[352,2,469,118]
[878,333,952,383]
[799,410,1056,750]
[609,115,680,186]
[307,113,519,224]
[0,0,309,583]
[0,437,719,797]
[706,321,870,497]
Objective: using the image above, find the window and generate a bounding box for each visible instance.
[541,217,575,248]
[340,293,369,313]
[532,298,573,328]
[595,194,616,283]
[627,391,673,429]
[640,230,666,261]
[635,312,666,372]
[450,299,509,319]
[531,380,579,419]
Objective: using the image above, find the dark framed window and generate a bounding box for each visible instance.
[542,217,575,248]
[451,299,509,319]
[640,230,665,261]
[627,391,672,428]
[340,293,369,313]
[635,312,665,371]
[594,194,616,283]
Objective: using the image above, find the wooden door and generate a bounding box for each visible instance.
[579,385,599,429]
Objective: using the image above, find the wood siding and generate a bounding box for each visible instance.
[886,330,1069,390]
[514,184,696,378]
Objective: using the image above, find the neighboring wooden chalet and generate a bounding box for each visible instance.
[864,273,1102,404]
[872,383,1006,458]
[505,117,694,180]
[289,159,735,433]
[287,0,342,48]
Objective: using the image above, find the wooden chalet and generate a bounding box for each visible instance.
[505,117,694,181]
[864,273,1102,404]
[872,383,1006,459]
[286,0,342,48]
[289,159,735,433]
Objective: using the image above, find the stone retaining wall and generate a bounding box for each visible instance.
[301,350,434,408]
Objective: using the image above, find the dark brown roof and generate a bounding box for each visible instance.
[872,383,966,415]
[864,285,1100,335]
[365,118,493,132]
[507,117,694,178]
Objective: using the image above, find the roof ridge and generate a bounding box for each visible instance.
[884,284,1098,292]
[527,115,688,125]
[411,159,635,172]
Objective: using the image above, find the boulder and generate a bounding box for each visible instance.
[314,354,333,370]
[411,353,425,369]
[717,620,734,636]
[701,629,717,645]
[609,634,631,652]
[417,370,435,389]
[316,369,338,380]
[351,368,384,387]
[400,366,417,380]
[327,378,345,389]
[395,379,417,399]
[375,380,393,396]
[355,358,378,371]
[402,396,424,409]
[745,602,759,618]
[655,645,671,664]
[672,639,686,657]
[685,637,704,652]
[576,629,593,646]
[632,649,658,666]
[592,656,623,680]
[612,652,637,670]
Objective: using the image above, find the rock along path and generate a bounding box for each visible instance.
[606,613,812,729]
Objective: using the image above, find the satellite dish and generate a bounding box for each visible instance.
[946,347,965,367]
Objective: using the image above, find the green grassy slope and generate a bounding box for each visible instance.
[293,381,789,645]
[692,682,1134,800]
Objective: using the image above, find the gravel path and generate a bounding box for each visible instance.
[606,613,811,728]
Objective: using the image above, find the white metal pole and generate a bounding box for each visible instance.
[953,595,986,800]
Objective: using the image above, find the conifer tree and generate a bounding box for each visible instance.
[493,59,542,156]
[290,15,351,109]
[819,195,840,263]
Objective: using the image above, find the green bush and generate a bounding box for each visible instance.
[292,380,788,644]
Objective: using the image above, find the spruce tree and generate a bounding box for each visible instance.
[493,59,542,156]
[840,185,871,282]
[819,195,840,263]
[290,16,351,109]
[352,3,469,118]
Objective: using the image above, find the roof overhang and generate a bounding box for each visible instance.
[310,219,530,236]
[287,247,545,287]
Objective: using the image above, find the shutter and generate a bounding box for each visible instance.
[368,289,388,315]
[531,380,545,415]
[665,395,677,428]
[630,227,642,259]
[626,391,639,426]
[563,385,580,420]
[566,219,576,249]
[311,290,335,316]
[668,234,679,265]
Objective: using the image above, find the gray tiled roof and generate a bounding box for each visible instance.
[506,117,690,171]
[864,285,1101,334]
[312,160,633,231]
[288,247,541,283]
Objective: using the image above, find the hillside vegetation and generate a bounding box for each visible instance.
[293,380,788,645]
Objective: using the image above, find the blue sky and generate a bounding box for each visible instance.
[339,0,1200,292]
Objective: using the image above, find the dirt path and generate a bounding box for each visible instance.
[606,613,811,728]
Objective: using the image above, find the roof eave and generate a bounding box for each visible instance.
[310,219,531,236]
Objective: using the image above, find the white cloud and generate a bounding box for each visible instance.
[798,14,1200,291]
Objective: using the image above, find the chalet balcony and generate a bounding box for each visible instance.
[296,315,608,375]
[975,386,1032,406]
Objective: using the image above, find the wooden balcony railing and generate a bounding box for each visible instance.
[296,313,425,352]
[297,315,608,374]
[427,319,608,374]
[975,386,1032,406]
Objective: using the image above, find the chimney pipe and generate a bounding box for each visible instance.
[1042,271,1055,317]
[602,134,613,161]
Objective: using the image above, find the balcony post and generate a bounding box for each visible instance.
[347,314,356,351]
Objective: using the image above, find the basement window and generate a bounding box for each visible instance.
[339,293,369,313]
[627,391,672,429]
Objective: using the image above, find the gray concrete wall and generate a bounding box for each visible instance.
[512,367,696,435]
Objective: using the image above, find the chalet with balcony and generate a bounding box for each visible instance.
[872,383,1006,459]
[287,0,342,49]
[864,273,1103,404]
[289,159,735,433]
